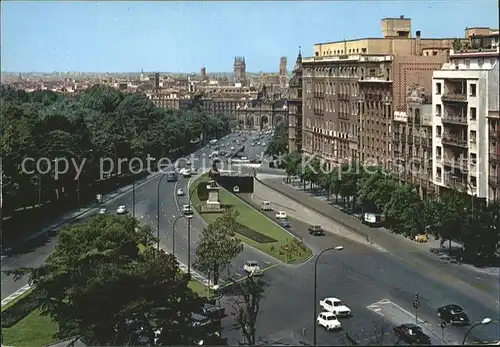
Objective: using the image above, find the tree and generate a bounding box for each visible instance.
[357,170,397,213]
[384,183,423,237]
[265,122,288,158]
[229,276,267,345]
[9,214,204,345]
[282,151,301,183]
[194,209,243,285]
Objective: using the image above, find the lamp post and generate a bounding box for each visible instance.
[461,318,492,345]
[313,246,344,346]
[172,214,193,273]
[156,173,168,253]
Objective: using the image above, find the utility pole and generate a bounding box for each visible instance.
[440,321,446,344]
[413,292,420,324]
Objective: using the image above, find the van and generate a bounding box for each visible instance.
[260,201,272,211]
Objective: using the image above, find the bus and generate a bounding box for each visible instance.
[166,171,178,182]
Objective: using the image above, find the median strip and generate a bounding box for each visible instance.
[189,174,312,263]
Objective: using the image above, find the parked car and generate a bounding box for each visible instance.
[317,311,342,331]
[99,208,107,214]
[308,225,324,236]
[190,313,214,330]
[243,260,261,275]
[393,323,431,345]
[177,188,185,196]
[182,204,193,215]
[261,201,272,211]
[437,304,470,325]
[319,297,351,317]
[278,219,291,228]
[116,205,127,214]
[276,211,287,219]
[201,303,225,321]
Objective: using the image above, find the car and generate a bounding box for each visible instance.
[319,297,352,317]
[182,204,193,215]
[116,205,127,214]
[262,143,266,147]
[278,219,291,228]
[230,146,235,150]
[393,323,431,345]
[182,169,191,177]
[276,211,287,219]
[99,208,107,214]
[437,304,470,325]
[317,311,342,331]
[308,225,325,236]
[243,260,261,275]
[177,188,185,196]
[201,303,225,321]
[190,312,214,330]
[261,201,272,211]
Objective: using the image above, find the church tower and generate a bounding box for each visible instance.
[233,57,246,85]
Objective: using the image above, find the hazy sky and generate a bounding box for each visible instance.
[1,1,498,73]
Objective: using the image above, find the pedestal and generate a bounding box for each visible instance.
[205,180,222,212]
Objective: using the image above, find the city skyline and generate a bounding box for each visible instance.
[1,1,498,73]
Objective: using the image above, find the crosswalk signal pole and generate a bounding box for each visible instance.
[413,293,420,324]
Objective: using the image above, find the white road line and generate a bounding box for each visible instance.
[1,284,32,308]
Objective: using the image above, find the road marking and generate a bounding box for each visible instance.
[1,284,32,308]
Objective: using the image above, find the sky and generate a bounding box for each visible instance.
[1,1,498,73]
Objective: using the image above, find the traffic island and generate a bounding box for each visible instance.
[190,174,312,264]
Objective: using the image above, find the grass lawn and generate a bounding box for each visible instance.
[189,175,312,263]
[2,309,58,347]
[189,280,210,297]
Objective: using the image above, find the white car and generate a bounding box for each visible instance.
[262,143,266,147]
[116,205,127,214]
[177,188,185,196]
[99,208,107,214]
[261,201,272,211]
[230,146,235,150]
[276,211,287,219]
[182,169,191,177]
[182,204,193,215]
[319,297,352,317]
[317,312,342,331]
[243,261,261,275]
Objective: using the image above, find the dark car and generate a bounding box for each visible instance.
[308,225,325,236]
[278,219,291,228]
[394,323,431,345]
[190,313,214,330]
[201,303,226,321]
[437,304,470,325]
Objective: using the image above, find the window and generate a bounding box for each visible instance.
[470,107,477,120]
[470,130,477,142]
[436,104,442,116]
[436,126,442,137]
[470,153,477,164]
[470,84,476,97]
[436,83,442,95]
[465,59,470,68]
[436,146,442,157]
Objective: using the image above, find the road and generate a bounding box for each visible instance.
[1,131,271,300]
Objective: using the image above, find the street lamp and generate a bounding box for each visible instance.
[313,246,344,346]
[172,213,193,274]
[461,318,492,345]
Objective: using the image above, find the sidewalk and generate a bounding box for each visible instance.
[255,175,500,277]
[2,172,159,253]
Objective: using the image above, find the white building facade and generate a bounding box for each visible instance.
[432,33,499,201]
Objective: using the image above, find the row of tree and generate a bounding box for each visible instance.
[282,152,500,263]
[12,212,265,345]
[1,84,232,213]
[264,121,288,158]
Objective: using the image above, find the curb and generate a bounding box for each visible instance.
[1,284,31,308]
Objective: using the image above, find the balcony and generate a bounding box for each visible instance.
[442,157,469,172]
[314,108,324,115]
[359,76,392,83]
[414,137,421,146]
[442,136,468,148]
[338,93,349,100]
[441,92,468,103]
[489,175,500,188]
[393,134,400,142]
[490,129,499,139]
[421,138,432,148]
[315,92,324,98]
[338,112,350,120]
[442,114,467,125]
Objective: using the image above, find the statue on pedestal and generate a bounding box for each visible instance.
[208,159,220,181]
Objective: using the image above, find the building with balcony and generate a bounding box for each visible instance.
[392,85,435,199]
[301,16,453,169]
[432,29,499,200]
[288,49,303,153]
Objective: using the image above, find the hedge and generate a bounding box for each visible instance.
[1,289,43,328]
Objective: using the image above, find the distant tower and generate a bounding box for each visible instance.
[279,56,287,88]
[140,69,145,81]
[154,72,160,89]
[201,67,207,80]
[233,57,246,85]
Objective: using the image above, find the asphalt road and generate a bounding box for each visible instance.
[233,191,500,345]
[0,131,271,300]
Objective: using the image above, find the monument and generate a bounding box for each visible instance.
[204,160,223,212]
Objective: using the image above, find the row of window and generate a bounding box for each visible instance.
[315,47,368,57]
[435,81,477,96]
[435,104,477,119]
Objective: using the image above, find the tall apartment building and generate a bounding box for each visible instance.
[301,16,456,170]
[279,56,288,89]
[393,85,435,199]
[432,30,499,201]
[288,50,303,152]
